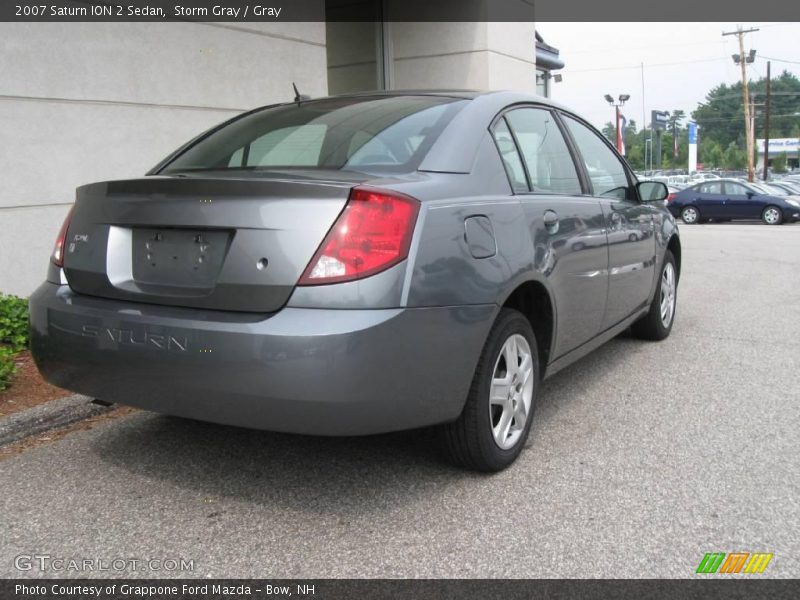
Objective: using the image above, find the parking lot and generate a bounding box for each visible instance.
[1,223,798,578]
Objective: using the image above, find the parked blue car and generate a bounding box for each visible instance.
[668,178,800,225]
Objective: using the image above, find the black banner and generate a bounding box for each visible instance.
[1,0,798,22]
[2,579,800,600]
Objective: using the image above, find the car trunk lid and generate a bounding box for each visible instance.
[63,172,368,312]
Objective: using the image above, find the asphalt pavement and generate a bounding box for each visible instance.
[1,223,798,578]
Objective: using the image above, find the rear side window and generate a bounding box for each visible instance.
[504,108,582,195]
[700,182,722,194]
[161,96,467,174]
[562,115,631,200]
[491,118,528,193]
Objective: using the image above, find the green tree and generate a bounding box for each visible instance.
[701,140,723,169]
[724,142,746,170]
[602,121,616,142]
[692,71,800,149]
[670,109,686,127]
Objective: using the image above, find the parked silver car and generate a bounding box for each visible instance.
[30,91,680,471]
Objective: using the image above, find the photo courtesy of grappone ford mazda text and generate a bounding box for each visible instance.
[29,91,681,471]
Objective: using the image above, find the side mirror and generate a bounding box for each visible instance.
[746,191,755,198]
[637,181,668,202]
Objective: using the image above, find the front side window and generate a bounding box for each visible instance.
[161,96,467,174]
[504,108,582,195]
[725,182,749,196]
[562,115,631,200]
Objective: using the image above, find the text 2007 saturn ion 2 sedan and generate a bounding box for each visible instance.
[30,91,680,471]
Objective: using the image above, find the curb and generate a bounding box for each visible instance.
[0,395,114,447]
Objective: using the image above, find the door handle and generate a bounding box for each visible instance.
[543,210,559,232]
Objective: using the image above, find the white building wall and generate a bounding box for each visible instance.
[0,21,327,296]
[391,21,536,93]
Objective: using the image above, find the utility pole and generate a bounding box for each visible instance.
[723,26,758,182]
[763,60,771,180]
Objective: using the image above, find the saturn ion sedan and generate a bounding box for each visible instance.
[30,91,680,471]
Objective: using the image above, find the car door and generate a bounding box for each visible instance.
[693,181,726,219]
[497,107,609,360]
[724,181,762,219]
[560,114,658,331]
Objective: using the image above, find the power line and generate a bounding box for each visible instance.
[760,55,800,65]
[696,113,800,123]
[565,56,728,74]
[565,39,727,56]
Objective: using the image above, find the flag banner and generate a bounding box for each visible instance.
[618,114,627,156]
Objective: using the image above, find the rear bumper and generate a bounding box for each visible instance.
[29,283,495,435]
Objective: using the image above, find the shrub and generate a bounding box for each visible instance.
[772,152,788,174]
[0,293,29,352]
[0,345,16,391]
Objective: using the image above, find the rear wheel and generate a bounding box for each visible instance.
[681,206,700,224]
[442,309,539,472]
[631,250,677,341]
[762,205,783,225]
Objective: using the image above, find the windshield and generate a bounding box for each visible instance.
[751,182,785,196]
[160,95,468,174]
[764,184,789,196]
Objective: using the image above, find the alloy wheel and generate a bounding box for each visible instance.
[660,262,676,328]
[763,207,781,225]
[489,334,535,450]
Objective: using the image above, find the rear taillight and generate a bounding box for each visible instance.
[298,186,419,285]
[667,193,677,203]
[51,205,74,267]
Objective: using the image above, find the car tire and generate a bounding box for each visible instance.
[681,206,699,224]
[442,308,539,472]
[762,205,783,225]
[631,250,677,341]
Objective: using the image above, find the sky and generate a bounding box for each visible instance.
[536,22,800,132]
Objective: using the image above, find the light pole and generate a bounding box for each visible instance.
[605,94,630,155]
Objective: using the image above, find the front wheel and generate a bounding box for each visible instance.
[442,309,539,472]
[631,250,677,341]
[762,205,783,225]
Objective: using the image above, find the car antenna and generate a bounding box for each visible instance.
[292,82,310,104]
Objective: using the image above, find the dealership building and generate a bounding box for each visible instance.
[0,9,563,296]
[756,138,800,171]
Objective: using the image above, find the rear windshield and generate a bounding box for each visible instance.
[160,95,468,174]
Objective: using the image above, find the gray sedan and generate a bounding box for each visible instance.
[30,91,680,471]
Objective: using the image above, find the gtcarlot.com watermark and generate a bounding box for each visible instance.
[14,554,194,573]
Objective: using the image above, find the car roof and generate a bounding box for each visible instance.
[251,89,570,114]
[326,89,484,100]
[694,178,747,184]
